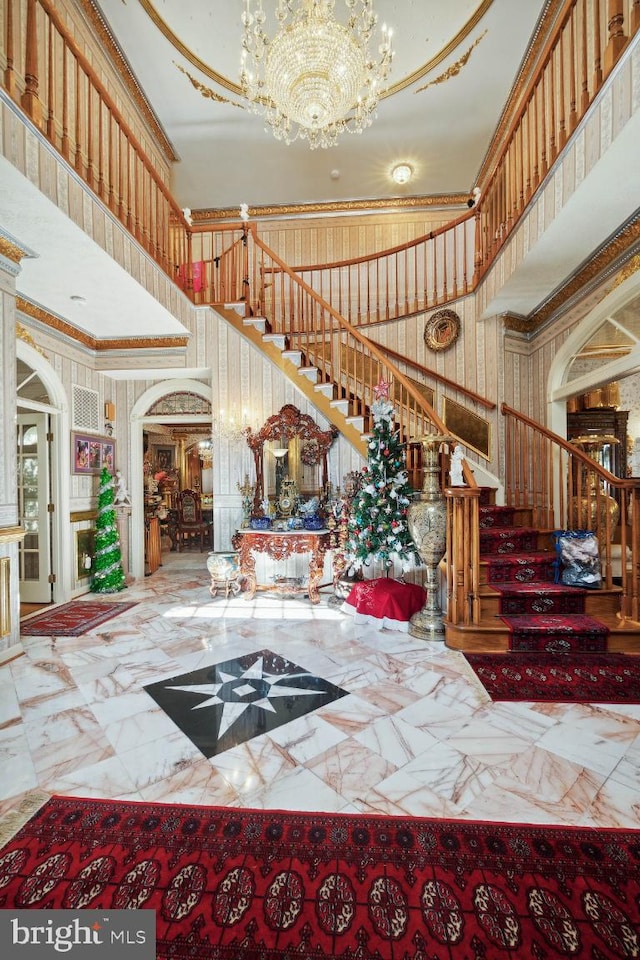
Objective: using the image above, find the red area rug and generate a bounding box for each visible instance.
[465,652,640,703]
[20,600,137,636]
[1,796,640,959]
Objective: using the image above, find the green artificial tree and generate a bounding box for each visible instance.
[90,466,126,593]
[345,381,420,573]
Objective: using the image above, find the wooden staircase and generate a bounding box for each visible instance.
[218,303,370,456]
[218,303,640,654]
[445,488,640,655]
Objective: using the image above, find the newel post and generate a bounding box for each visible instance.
[21,0,43,128]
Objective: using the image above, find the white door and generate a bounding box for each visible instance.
[17,413,53,603]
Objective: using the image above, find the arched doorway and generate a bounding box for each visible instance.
[129,380,213,579]
[16,339,70,604]
[548,272,640,446]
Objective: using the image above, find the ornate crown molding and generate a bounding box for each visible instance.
[16,298,189,353]
[16,322,46,357]
[133,0,495,103]
[0,228,35,267]
[524,215,640,332]
[83,0,178,163]
[193,194,469,223]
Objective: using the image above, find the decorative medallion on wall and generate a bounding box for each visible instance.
[424,309,461,352]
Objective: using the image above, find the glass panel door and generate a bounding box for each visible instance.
[17,413,52,603]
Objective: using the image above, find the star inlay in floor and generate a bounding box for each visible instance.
[144,648,349,758]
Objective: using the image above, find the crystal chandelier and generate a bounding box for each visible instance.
[240,0,394,149]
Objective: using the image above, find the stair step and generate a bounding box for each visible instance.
[223,302,246,315]
[447,612,640,655]
[282,350,302,367]
[263,333,286,349]
[243,317,266,333]
[346,415,365,432]
[298,366,319,382]
[330,399,350,416]
[480,582,621,618]
[314,383,334,399]
[501,613,609,653]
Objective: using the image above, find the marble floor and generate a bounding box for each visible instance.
[2,551,640,829]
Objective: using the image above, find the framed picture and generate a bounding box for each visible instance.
[75,528,95,581]
[442,397,491,460]
[72,433,117,475]
[153,445,175,472]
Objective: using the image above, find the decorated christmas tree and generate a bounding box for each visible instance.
[90,467,126,593]
[345,381,420,573]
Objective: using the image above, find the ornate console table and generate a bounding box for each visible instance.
[232,529,331,604]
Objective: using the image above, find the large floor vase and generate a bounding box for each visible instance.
[407,435,452,640]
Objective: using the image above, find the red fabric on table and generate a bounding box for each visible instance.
[341,577,425,631]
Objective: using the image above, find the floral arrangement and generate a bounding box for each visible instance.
[300,439,321,466]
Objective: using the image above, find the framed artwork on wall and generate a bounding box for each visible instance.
[442,398,491,460]
[72,433,117,475]
[153,445,175,472]
[75,528,95,581]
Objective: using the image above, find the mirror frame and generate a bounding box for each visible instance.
[245,404,338,514]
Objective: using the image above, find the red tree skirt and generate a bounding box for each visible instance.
[1,796,640,958]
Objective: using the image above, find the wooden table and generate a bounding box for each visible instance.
[232,529,331,604]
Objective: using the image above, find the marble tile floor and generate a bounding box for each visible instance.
[2,552,640,829]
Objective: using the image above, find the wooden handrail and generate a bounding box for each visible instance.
[501,403,640,621]
[374,341,496,411]
[2,0,638,336]
[272,209,476,273]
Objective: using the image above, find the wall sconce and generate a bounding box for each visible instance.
[105,402,116,421]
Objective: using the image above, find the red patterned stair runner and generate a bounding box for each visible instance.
[480,505,609,653]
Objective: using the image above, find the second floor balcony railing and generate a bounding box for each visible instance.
[2,0,638,326]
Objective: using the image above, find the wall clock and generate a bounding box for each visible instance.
[424,309,461,352]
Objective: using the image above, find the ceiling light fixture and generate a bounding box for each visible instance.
[391,163,413,185]
[240,0,394,150]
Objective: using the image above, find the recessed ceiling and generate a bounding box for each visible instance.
[94,0,549,208]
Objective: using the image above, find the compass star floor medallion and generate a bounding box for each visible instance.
[144,649,349,758]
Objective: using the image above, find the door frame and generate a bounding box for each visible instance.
[16,340,70,603]
[129,379,213,580]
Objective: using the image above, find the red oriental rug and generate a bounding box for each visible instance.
[464,652,640,703]
[20,600,137,636]
[1,796,640,959]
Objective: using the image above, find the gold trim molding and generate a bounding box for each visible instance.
[523,216,640,332]
[17,298,189,352]
[70,511,97,523]
[193,194,470,223]
[134,0,494,102]
[415,32,487,95]
[0,236,28,264]
[0,527,26,545]
[0,557,10,638]
[16,322,46,357]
